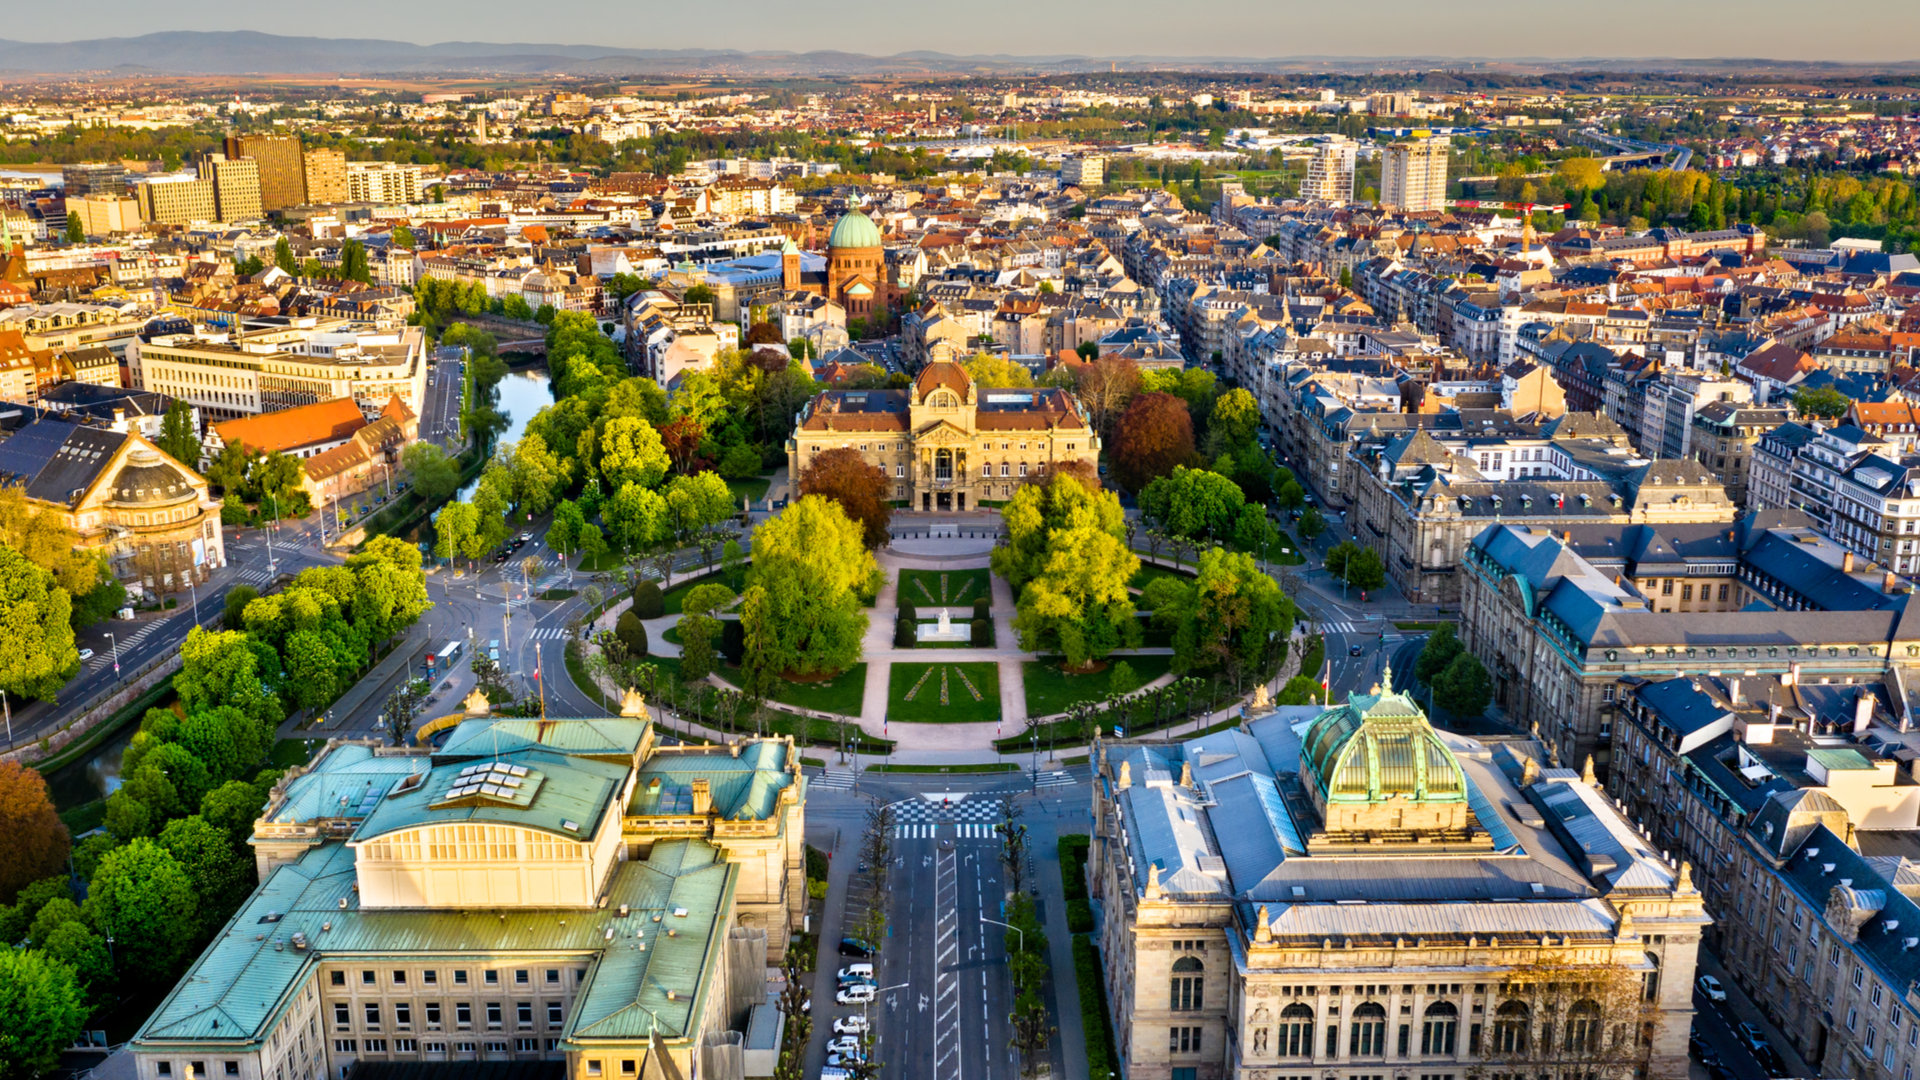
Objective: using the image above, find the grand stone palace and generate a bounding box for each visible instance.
[786,359,1099,512]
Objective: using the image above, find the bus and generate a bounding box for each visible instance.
[429,640,463,674]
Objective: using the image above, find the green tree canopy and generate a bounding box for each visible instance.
[1413,623,1465,686]
[991,472,1127,592]
[0,544,78,702]
[0,948,89,1079]
[598,416,670,491]
[1433,651,1493,719]
[740,496,878,680]
[1792,385,1851,422]
[156,399,200,467]
[1138,465,1245,541]
[400,441,460,504]
[1010,524,1141,670]
[82,838,198,980]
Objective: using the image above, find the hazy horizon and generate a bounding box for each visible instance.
[3,1,1918,65]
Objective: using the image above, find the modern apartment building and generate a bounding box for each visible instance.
[1379,137,1450,212]
[136,176,217,225]
[130,322,429,423]
[225,134,309,211]
[1089,702,1707,1080]
[65,194,142,237]
[62,161,129,198]
[303,148,348,205]
[1300,136,1357,203]
[346,162,427,204]
[1061,155,1105,188]
[1690,402,1792,507]
[196,154,264,222]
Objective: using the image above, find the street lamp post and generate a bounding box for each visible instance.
[106,632,119,677]
[188,576,200,627]
[859,981,910,1065]
[263,491,278,574]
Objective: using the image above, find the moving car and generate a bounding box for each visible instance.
[1696,974,1726,1002]
[78,648,94,661]
[1736,1022,1766,1051]
[1348,644,1365,656]
[519,532,534,543]
[835,986,876,1005]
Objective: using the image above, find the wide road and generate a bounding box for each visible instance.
[421,349,466,450]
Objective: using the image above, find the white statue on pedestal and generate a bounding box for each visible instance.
[938,608,952,635]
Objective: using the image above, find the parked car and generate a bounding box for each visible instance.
[826,1036,861,1053]
[835,986,876,1005]
[826,1052,862,1068]
[1696,974,1726,1002]
[838,938,873,959]
[837,964,874,981]
[519,532,534,543]
[832,1016,869,1035]
[489,639,501,662]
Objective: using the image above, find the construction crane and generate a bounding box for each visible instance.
[1443,200,1572,252]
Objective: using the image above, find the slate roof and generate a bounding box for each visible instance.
[0,417,130,505]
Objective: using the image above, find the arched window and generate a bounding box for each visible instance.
[1565,999,1601,1054]
[1421,1001,1458,1055]
[1492,1000,1529,1054]
[1279,1003,1314,1057]
[1170,957,1203,1012]
[1349,1002,1387,1057]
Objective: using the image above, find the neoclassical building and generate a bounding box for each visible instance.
[787,359,1099,512]
[0,416,225,596]
[1089,691,1708,1080]
[132,706,806,1080]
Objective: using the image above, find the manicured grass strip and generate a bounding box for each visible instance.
[726,475,771,504]
[1073,934,1119,1079]
[800,756,827,768]
[897,567,991,608]
[1393,621,1456,632]
[1127,563,1194,591]
[539,588,578,601]
[886,662,1001,722]
[1060,753,1089,767]
[867,761,1019,774]
[661,572,727,615]
[767,664,870,717]
[1021,654,1174,718]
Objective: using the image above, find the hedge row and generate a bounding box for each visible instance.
[1072,934,1118,1079]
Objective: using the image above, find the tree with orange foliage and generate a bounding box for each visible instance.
[1109,391,1194,492]
[745,321,784,346]
[1025,459,1101,493]
[659,416,709,475]
[0,761,69,904]
[800,447,893,549]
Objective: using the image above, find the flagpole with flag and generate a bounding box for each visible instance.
[535,645,546,719]
[1322,656,1331,706]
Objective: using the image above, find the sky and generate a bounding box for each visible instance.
[2,0,1918,64]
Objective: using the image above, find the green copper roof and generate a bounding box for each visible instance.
[630,740,799,821]
[1301,689,1468,805]
[134,838,736,1052]
[827,209,881,250]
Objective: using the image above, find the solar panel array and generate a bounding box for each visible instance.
[439,761,534,803]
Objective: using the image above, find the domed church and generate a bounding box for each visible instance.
[781,208,887,319]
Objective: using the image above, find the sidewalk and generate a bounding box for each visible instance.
[1030,814,1091,1080]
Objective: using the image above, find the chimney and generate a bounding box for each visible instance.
[690,779,711,816]
[1856,692,1875,733]
[1728,677,1742,706]
[1844,550,1856,573]
[1887,571,1900,594]
[111,407,127,432]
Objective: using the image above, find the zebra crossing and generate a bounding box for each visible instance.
[895,821,1002,840]
[1035,770,1077,789]
[1320,620,1361,634]
[810,768,858,792]
[86,616,174,668]
[522,626,572,641]
[234,566,276,586]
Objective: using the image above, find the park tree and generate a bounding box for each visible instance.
[745,320,783,345]
[157,399,200,467]
[662,471,734,539]
[603,376,671,426]
[1072,355,1140,441]
[658,415,707,474]
[434,501,480,569]
[0,948,89,1079]
[199,779,268,845]
[222,584,258,631]
[82,839,198,980]
[1109,392,1195,491]
[1554,155,1606,194]
[614,610,649,661]
[676,584,735,682]
[0,763,68,905]
[1154,548,1291,678]
[1010,524,1140,670]
[0,488,99,598]
[157,815,252,932]
[1206,387,1262,458]
[992,471,1128,591]
[391,225,416,251]
[1298,507,1327,542]
[1414,623,1465,686]
[273,236,297,274]
[401,441,460,504]
[1324,541,1386,595]
[962,353,1034,388]
[1138,465,1245,541]
[1432,651,1493,719]
[605,482,668,554]
[548,499,584,561]
[740,496,878,680]
[577,523,609,569]
[175,626,280,726]
[1232,503,1278,557]
[0,545,78,702]
[800,447,893,548]
[598,415,670,491]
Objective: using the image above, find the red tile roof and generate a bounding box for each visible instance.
[214,397,366,454]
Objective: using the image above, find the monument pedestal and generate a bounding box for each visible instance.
[915,607,972,644]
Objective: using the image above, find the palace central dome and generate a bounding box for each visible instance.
[827,209,881,250]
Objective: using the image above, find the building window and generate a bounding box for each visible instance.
[1422,1002,1458,1055]
[395,1004,411,1027]
[456,1003,471,1027]
[1492,1001,1529,1054]
[334,1004,350,1028]
[1279,1004,1314,1056]
[1018,462,1029,477]
[516,1002,532,1025]
[1169,1026,1202,1053]
[425,1003,440,1026]
[1350,1003,1387,1056]
[1170,957,1204,1011]
[393,971,407,985]
[486,1003,501,1027]
[331,972,346,987]
[1565,1000,1600,1053]
[365,1004,380,1028]
[547,1003,563,1025]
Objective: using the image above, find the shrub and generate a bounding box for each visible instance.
[1066,897,1094,933]
[631,580,665,619]
[220,503,248,527]
[1073,935,1118,1078]
[972,597,990,621]
[894,612,917,648]
[970,618,991,647]
[719,618,746,665]
[805,844,829,882]
[1058,835,1090,900]
[615,610,648,657]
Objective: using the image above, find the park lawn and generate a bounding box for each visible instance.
[1267,531,1309,565]
[887,662,1001,723]
[726,475,772,504]
[1023,654,1175,717]
[766,664,869,716]
[897,567,992,608]
[661,572,728,615]
[577,549,625,572]
[1128,564,1194,591]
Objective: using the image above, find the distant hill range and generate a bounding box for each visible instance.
[0,31,1913,78]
